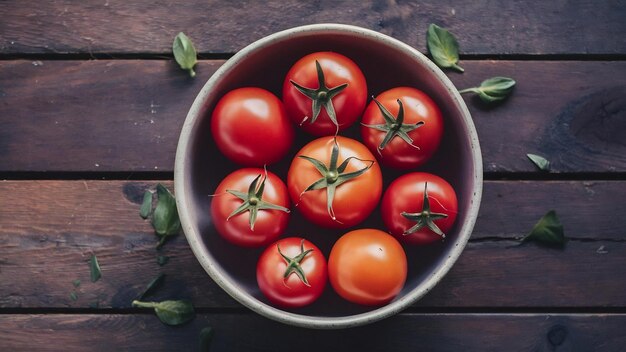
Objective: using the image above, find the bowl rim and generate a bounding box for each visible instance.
[175,23,483,329]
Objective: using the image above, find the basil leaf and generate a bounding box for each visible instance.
[152,184,181,248]
[73,279,81,288]
[157,255,170,266]
[427,24,463,72]
[140,190,153,219]
[199,326,214,351]
[132,300,195,326]
[460,77,516,103]
[522,210,566,247]
[527,153,550,171]
[89,254,101,282]
[172,32,198,77]
[137,273,165,300]
[70,292,78,301]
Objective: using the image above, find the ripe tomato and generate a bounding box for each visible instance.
[283,52,367,136]
[328,229,407,306]
[256,237,327,308]
[210,168,290,247]
[211,87,294,166]
[287,136,382,228]
[381,172,458,245]
[361,87,444,169]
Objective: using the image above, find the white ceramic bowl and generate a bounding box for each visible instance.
[175,23,482,329]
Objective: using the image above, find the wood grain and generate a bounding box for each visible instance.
[1,0,625,55]
[1,60,625,173]
[0,313,624,351]
[1,180,624,309]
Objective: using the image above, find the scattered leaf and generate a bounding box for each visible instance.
[157,255,170,266]
[132,299,195,326]
[172,32,198,77]
[90,254,102,282]
[459,76,516,103]
[70,292,78,301]
[199,326,214,351]
[137,273,165,300]
[527,153,550,171]
[73,279,81,288]
[521,210,566,247]
[140,190,153,219]
[427,24,463,72]
[152,184,181,248]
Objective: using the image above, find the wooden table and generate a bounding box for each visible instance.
[1,1,625,351]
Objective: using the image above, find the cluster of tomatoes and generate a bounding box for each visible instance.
[209,52,458,308]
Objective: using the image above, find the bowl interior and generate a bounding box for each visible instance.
[177,25,481,327]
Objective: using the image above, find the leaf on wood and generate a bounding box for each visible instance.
[132,299,195,326]
[459,77,516,103]
[199,326,214,351]
[72,279,81,288]
[140,190,153,219]
[137,273,165,300]
[427,24,463,72]
[157,255,170,266]
[527,153,551,171]
[69,292,78,301]
[172,32,198,77]
[522,210,566,247]
[89,254,102,282]
[152,184,181,248]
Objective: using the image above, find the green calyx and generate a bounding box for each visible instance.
[362,98,424,152]
[299,138,374,222]
[290,60,348,131]
[226,173,290,230]
[401,182,449,238]
[277,239,313,286]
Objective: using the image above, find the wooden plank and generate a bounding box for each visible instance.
[1,1,625,55]
[1,60,625,173]
[0,313,624,351]
[0,180,624,308]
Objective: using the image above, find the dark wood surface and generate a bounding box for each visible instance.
[1,1,625,351]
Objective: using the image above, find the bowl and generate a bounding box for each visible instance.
[175,23,482,329]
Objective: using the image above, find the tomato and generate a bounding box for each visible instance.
[328,229,407,306]
[381,172,458,245]
[211,87,294,166]
[256,237,327,308]
[361,87,444,169]
[210,168,290,247]
[287,136,382,228]
[283,52,367,136]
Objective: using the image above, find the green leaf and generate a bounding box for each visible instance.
[69,292,78,301]
[157,255,170,266]
[199,326,214,352]
[522,210,566,247]
[427,24,464,72]
[137,273,165,300]
[527,153,550,171]
[140,190,153,219]
[152,184,181,248]
[172,32,198,77]
[89,254,101,283]
[133,300,195,326]
[72,279,81,288]
[459,77,516,103]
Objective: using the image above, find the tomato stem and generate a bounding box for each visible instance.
[401,182,448,238]
[277,239,313,287]
[361,98,424,151]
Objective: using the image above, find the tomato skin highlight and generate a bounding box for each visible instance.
[287,136,383,228]
[283,52,367,136]
[256,237,327,308]
[210,168,290,248]
[361,87,444,169]
[328,229,407,306]
[211,87,294,166]
[382,172,458,245]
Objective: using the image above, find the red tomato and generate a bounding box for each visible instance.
[283,52,367,136]
[361,87,444,169]
[381,172,458,245]
[210,168,290,247]
[328,229,407,306]
[256,237,327,308]
[287,136,382,228]
[211,87,294,166]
